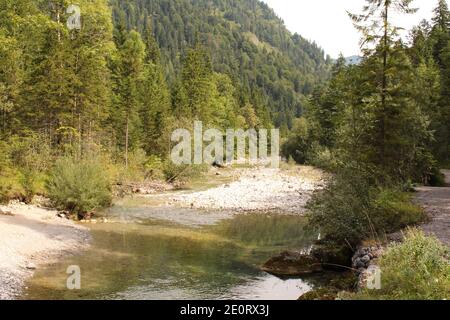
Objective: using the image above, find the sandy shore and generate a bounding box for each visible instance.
[169,166,325,214]
[0,202,90,300]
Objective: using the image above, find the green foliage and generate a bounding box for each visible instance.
[0,135,51,202]
[110,0,332,130]
[428,167,447,187]
[46,157,112,217]
[281,118,312,164]
[306,169,426,247]
[349,229,450,300]
[306,171,374,246]
[371,189,426,232]
[162,161,209,184]
[0,170,23,204]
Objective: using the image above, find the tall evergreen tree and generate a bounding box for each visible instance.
[113,30,146,167]
[180,44,214,124]
[348,0,433,180]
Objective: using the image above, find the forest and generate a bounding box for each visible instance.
[0,0,332,208]
[0,0,449,301]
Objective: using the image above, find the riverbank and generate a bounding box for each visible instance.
[168,166,325,214]
[0,202,90,300]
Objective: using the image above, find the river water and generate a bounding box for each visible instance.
[23,197,321,300]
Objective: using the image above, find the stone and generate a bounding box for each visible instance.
[311,241,353,270]
[354,258,365,269]
[0,209,14,216]
[261,251,322,276]
[25,263,36,270]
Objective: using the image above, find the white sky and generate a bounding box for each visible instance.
[261,0,448,58]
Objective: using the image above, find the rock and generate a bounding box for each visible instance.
[25,262,36,270]
[212,161,225,168]
[354,258,365,269]
[261,251,322,276]
[0,209,14,216]
[57,211,70,219]
[311,241,353,271]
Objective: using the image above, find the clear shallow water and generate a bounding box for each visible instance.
[23,200,320,300]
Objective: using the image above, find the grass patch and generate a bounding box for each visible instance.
[344,229,450,300]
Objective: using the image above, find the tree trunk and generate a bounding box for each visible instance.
[125,114,129,169]
[381,1,389,166]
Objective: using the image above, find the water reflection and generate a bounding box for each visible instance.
[23,207,318,300]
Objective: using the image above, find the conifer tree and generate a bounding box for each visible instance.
[348,0,433,180]
[180,44,214,124]
[114,30,146,167]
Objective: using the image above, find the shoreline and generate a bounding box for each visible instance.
[0,202,90,300]
[168,166,325,214]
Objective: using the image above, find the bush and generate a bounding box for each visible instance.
[371,189,426,233]
[307,143,339,171]
[306,170,426,247]
[46,157,112,217]
[0,170,24,204]
[306,172,374,246]
[428,167,446,187]
[349,229,450,300]
[0,135,51,203]
[163,161,209,183]
[281,118,312,164]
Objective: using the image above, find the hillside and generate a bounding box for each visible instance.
[110,0,332,130]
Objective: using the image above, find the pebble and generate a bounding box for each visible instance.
[25,263,36,270]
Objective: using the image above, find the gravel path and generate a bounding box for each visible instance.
[0,202,90,300]
[415,170,450,248]
[169,166,325,214]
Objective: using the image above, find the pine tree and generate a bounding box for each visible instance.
[180,44,214,124]
[348,0,434,180]
[430,0,450,162]
[140,62,171,156]
[114,30,146,167]
[0,33,22,137]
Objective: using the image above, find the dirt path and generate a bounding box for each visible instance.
[415,170,450,248]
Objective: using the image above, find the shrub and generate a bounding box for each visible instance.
[144,155,165,180]
[0,170,24,204]
[2,134,52,202]
[281,118,312,164]
[306,170,426,247]
[428,167,446,187]
[349,229,450,300]
[163,161,208,183]
[306,172,374,246]
[46,157,112,217]
[371,189,426,233]
[307,143,338,171]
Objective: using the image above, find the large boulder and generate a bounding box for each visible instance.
[261,251,322,276]
[310,241,353,271]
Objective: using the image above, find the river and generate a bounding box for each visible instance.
[22,194,322,300]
